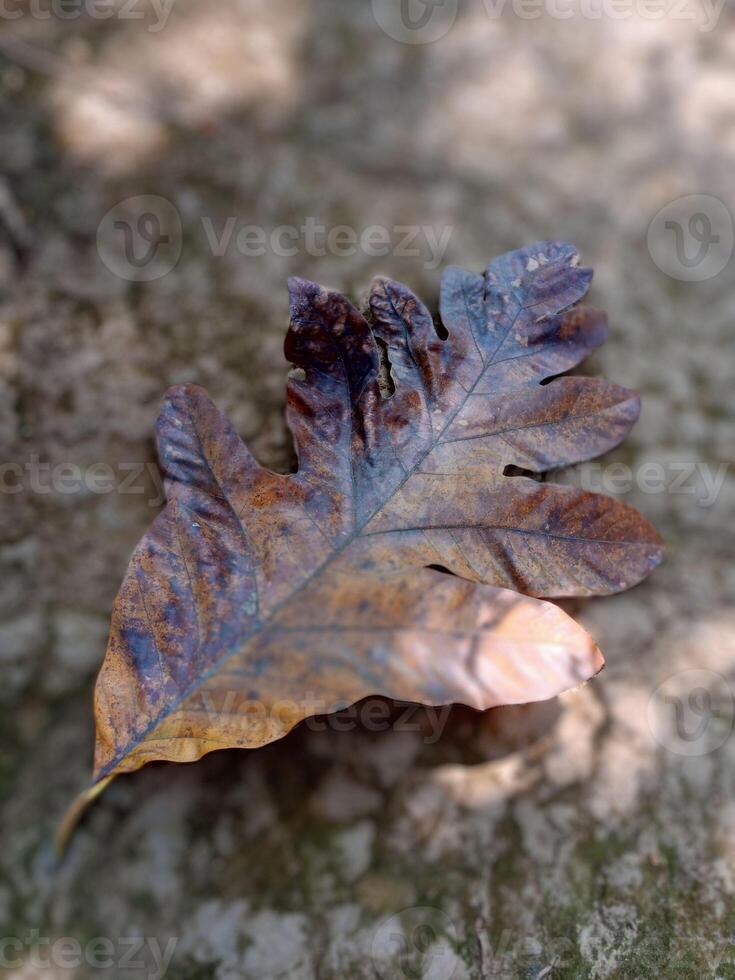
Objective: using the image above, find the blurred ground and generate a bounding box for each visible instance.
[0,0,734,977]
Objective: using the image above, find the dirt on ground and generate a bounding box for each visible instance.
[1,1,734,977]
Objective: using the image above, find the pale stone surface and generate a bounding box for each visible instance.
[0,1,733,977]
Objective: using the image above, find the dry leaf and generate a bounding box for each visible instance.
[87,242,663,793]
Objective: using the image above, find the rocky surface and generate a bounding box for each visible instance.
[0,1,734,977]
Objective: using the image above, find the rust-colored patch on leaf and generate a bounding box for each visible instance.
[90,242,663,785]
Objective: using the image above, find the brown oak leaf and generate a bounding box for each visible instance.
[85,242,662,799]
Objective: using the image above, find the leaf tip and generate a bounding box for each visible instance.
[156,383,216,434]
[287,276,323,319]
[626,388,642,424]
[155,382,210,455]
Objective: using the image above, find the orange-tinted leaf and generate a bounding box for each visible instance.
[92,242,662,783]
